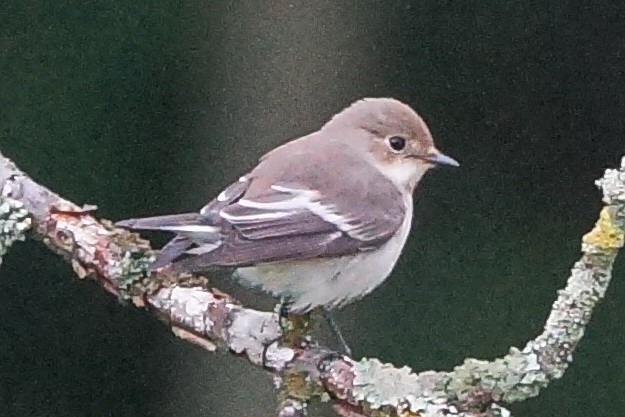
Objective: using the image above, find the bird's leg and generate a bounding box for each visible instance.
[322,309,352,357]
[262,299,311,368]
[278,299,294,331]
[278,300,311,348]
[262,300,292,368]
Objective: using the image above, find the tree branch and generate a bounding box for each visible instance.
[1,150,623,417]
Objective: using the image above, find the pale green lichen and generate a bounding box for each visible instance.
[0,197,32,266]
[449,348,545,403]
[114,249,155,297]
[448,157,625,405]
[351,359,455,415]
[346,157,625,416]
[100,219,155,298]
[101,220,212,298]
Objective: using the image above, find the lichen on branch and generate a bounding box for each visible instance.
[0,150,624,417]
[0,196,31,265]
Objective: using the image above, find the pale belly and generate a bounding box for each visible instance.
[235,200,413,312]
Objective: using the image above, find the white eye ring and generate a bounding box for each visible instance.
[387,136,406,152]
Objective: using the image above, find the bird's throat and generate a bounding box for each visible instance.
[376,160,428,192]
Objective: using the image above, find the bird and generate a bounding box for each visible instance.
[116,98,458,352]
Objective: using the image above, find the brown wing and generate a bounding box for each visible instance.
[118,135,409,273]
[169,141,407,271]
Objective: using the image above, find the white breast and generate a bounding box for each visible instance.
[235,194,414,312]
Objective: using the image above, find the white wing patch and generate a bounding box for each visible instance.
[230,184,376,239]
[215,176,249,203]
[306,200,356,233]
[158,224,220,234]
[216,191,229,203]
[219,209,297,223]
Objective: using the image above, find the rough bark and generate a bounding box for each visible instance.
[1,150,623,417]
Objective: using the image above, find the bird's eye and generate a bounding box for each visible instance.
[387,136,406,152]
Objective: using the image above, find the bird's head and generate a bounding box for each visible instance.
[323,98,459,190]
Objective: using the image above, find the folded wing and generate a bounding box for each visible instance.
[117,140,408,272]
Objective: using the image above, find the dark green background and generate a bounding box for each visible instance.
[1,0,624,416]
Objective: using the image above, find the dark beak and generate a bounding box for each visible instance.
[425,151,459,167]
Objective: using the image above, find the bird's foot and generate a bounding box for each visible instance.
[261,335,280,369]
[278,301,311,348]
[261,301,312,368]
